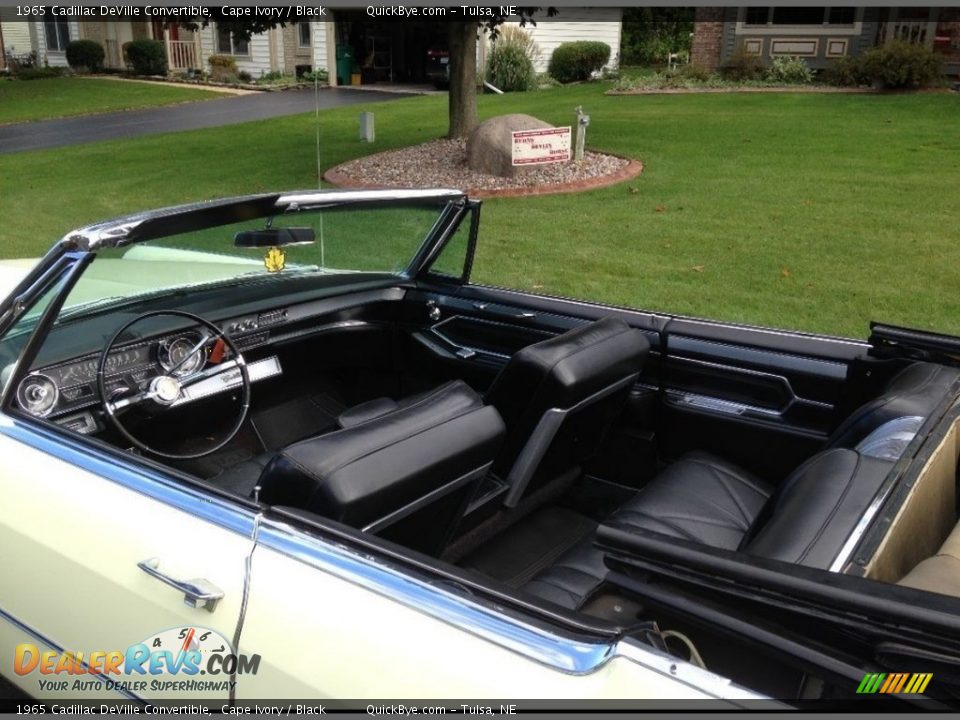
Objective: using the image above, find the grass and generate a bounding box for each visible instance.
[0,77,220,125]
[0,83,958,338]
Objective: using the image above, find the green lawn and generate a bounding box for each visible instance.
[0,77,220,125]
[1,84,958,338]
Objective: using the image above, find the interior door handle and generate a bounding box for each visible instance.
[138,557,224,613]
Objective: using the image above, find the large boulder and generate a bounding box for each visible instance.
[467,113,554,178]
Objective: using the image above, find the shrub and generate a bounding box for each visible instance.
[486,42,535,92]
[721,48,764,81]
[822,56,869,87]
[125,39,167,76]
[677,62,711,81]
[238,70,253,83]
[858,41,943,89]
[65,40,104,72]
[547,41,611,83]
[302,68,328,83]
[207,54,238,82]
[15,66,65,80]
[497,25,541,64]
[766,55,813,84]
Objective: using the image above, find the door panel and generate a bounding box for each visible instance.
[0,427,252,702]
[660,319,867,481]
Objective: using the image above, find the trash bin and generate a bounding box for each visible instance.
[336,45,356,86]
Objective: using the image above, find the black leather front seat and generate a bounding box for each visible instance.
[258,380,505,555]
[337,317,650,507]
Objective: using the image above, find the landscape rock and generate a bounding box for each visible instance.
[466,113,554,178]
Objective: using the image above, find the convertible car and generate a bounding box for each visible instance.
[2,189,960,708]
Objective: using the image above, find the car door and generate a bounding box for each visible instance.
[0,423,256,704]
[0,258,255,704]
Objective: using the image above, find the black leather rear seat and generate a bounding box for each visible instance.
[523,361,960,610]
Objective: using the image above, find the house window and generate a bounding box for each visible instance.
[771,7,827,25]
[743,7,857,27]
[298,22,311,48]
[43,20,70,52]
[828,7,857,25]
[216,26,249,56]
[744,8,771,26]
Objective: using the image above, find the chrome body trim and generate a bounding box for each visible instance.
[614,638,771,702]
[0,603,145,703]
[171,356,281,407]
[0,412,749,692]
[256,516,619,676]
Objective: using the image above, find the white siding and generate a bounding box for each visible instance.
[32,19,79,67]
[504,8,623,73]
[312,21,330,75]
[199,24,275,78]
[0,11,34,58]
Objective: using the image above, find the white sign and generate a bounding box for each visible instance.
[511,127,572,166]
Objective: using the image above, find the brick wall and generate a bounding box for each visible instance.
[691,7,726,71]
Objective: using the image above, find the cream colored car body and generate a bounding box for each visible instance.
[0,422,763,704]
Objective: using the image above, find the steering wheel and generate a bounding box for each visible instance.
[98,310,251,460]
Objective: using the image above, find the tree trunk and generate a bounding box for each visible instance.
[447,23,478,139]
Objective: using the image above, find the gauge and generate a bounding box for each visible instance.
[17,373,58,418]
[158,336,205,377]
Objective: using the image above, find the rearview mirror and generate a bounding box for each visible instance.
[234,227,315,248]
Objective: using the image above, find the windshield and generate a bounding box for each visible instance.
[58,201,449,314]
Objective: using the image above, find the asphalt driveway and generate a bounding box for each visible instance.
[0,87,411,155]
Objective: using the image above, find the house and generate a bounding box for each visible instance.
[11,9,621,84]
[692,7,960,75]
[0,8,38,68]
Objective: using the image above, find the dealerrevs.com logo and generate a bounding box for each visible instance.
[14,626,260,694]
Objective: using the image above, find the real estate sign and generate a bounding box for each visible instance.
[511,127,572,166]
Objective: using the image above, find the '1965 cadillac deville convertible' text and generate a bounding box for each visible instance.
[2,189,960,708]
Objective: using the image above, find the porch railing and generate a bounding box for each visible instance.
[167,40,198,71]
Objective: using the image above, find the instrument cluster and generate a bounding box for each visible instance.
[16,332,204,419]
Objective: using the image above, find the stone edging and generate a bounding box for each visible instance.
[323,153,644,199]
[607,86,879,96]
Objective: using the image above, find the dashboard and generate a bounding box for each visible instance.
[10,280,404,434]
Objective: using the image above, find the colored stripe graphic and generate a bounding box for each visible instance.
[857,672,932,694]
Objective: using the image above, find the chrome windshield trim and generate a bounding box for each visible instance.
[0,603,146,704]
[62,189,466,251]
[0,414,257,539]
[277,188,464,208]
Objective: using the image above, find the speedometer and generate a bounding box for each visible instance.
[17,373,58,418]
[158,336,205,377]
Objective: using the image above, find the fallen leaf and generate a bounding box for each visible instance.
[532,284,544,290]
[655,205,667,213]
[628,186,640,195]
[802,200,813,207]
[663,242,672,248]
[691,265,705,273]
[781,267,791,278]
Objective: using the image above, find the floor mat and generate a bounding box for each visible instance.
[459,506,597,587]
[252,393,344,451]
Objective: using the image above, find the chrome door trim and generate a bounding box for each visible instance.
[666,356,835,415]
[0,604,145,704]
[0,414,759,694]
